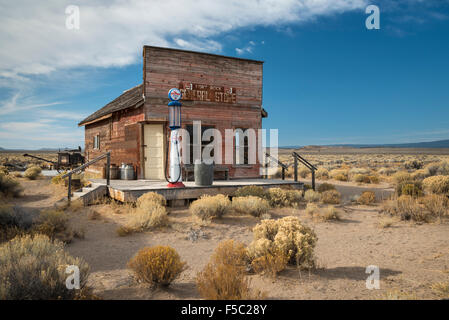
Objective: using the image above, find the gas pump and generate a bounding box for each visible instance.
[165,88,185,188]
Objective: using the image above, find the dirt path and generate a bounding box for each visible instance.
[6,177,66,221]
[300,178,395,201]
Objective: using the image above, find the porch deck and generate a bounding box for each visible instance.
[89,178,304,204]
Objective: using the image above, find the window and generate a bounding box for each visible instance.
[235,128,249,165]
[185,124,215,164]
[93,134,100,150]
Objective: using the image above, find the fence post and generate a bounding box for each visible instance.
[106,152,110,186]
[312,169,316,191]
[282,167,285,180]
[68,173,72,203]
[294,156,298,182]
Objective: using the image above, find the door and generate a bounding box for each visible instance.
[143,124,165,180]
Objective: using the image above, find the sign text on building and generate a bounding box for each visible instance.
[179,82,236,104]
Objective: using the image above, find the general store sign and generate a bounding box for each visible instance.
[179,82,236,104]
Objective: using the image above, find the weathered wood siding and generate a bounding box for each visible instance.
[84,107,144,177]
[143,46,264,178]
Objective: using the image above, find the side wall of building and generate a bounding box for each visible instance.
[84,106,144,178]
[143,46,264,178]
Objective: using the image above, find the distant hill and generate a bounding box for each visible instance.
[281,139,449,149]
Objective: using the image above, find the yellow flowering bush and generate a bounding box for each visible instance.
[248,216,317,269]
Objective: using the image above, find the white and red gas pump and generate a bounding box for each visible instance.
[165,88,185,188]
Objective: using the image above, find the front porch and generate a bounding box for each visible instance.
[89,178,303,205]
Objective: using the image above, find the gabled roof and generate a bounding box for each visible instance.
[78,84,144,126]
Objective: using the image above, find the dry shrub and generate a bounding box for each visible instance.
[320,205,341,221]
[189,194,231,220]
[320,190,341,204]
[136,192,167,208]
[128,246,186,287]
[305,203,319,217]
[32,209,72,242]
[404,160,423,170]
[383,195,433,223]
[330,169,349,181]
[23,166,42,180]
[209,239,248,267]
[196,240,263,300]
[265,188,302,207]
[352,174,378,184]
[251,247,288,277]
[368,175,380,184]
[0,205,29,242]
[51,172,67,185]
[422,176,449,195]
[392,171,412,185]
[234,186,266,199]
[0,234,89,300]
[0,172,22,197]
[421,194,448,221]
[298,167,310,178]
[11,172,22,178]
[398,182,423,197]
[411,169,429,181]
[315,168,329,180]
[248,216,317,269]
[304,189,320,202]
[121,205,169,235]
[349,167,371,177]
[0,166,8,175]
[378,167,396,176]
[397,195,431,222]
[317,183,336,193]
[425,161,449,176]
[358,191,376,205]
[232,196,270,217]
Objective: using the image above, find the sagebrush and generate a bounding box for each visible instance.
[128,246,186,286]
[247,216,317,269]
[232,196,270,217]
[189,194,231,220]
[0,234,89,299]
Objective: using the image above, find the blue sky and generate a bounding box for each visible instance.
[0,0,448,149]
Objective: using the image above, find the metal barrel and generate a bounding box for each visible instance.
[120,164,135,180]
[194,162,214,186]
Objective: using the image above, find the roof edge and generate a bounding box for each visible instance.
[143,45,264,64]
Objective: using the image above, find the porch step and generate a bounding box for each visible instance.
[72,184,108,206]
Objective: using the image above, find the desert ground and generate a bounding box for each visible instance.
[1,148,449,300]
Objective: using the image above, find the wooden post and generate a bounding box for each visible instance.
[281,167,285,180]
[106,152,111,186]
[294,156,298,182]
[312,169,316,191]
[68,173,72,203]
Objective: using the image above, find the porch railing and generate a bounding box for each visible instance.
[264,152,289,180]
[61,152,110,202]
[292,152,317,190]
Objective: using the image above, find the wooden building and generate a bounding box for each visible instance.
[78,46,267,180]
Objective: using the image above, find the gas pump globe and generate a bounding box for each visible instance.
[166,88,185,188]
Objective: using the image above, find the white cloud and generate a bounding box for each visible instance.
[0,0,367,78]
[0,93,65,116]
